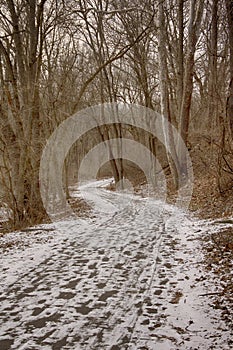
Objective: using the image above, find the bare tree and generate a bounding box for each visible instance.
[0,0,49,226]
[225,0,233,138]
[158,0,180,188]
[208,0,219,134]
[178,0,205,173]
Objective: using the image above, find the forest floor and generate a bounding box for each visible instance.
[188,136,233,333]
[165,136,233,338]
[170,136,233,337]
[188,176,233,340]
[186,172,233,332]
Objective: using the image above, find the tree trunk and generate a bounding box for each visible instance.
[178,0,204,174]
[226,0,233,138]
[177,0,184,116]
[158,0,179,189]
[0,0,48,228]
[208,0,218,136]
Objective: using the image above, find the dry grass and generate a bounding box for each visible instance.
[202,227,233,326]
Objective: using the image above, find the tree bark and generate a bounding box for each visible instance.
[225,0,233,138]
[208,0,218,134]
[178,0,205,174]
[158,0,180,189]
[0,0,48,227]
[177,0,184,116]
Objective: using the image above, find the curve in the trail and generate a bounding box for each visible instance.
[40,103,193,223]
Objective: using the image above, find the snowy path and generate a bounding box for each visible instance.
[0,181,231,349]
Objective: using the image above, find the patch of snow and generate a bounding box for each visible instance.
[0,180,232,349]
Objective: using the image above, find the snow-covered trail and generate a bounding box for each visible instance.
[0,181,231,349]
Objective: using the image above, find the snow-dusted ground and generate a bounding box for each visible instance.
[0,180,232,350]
